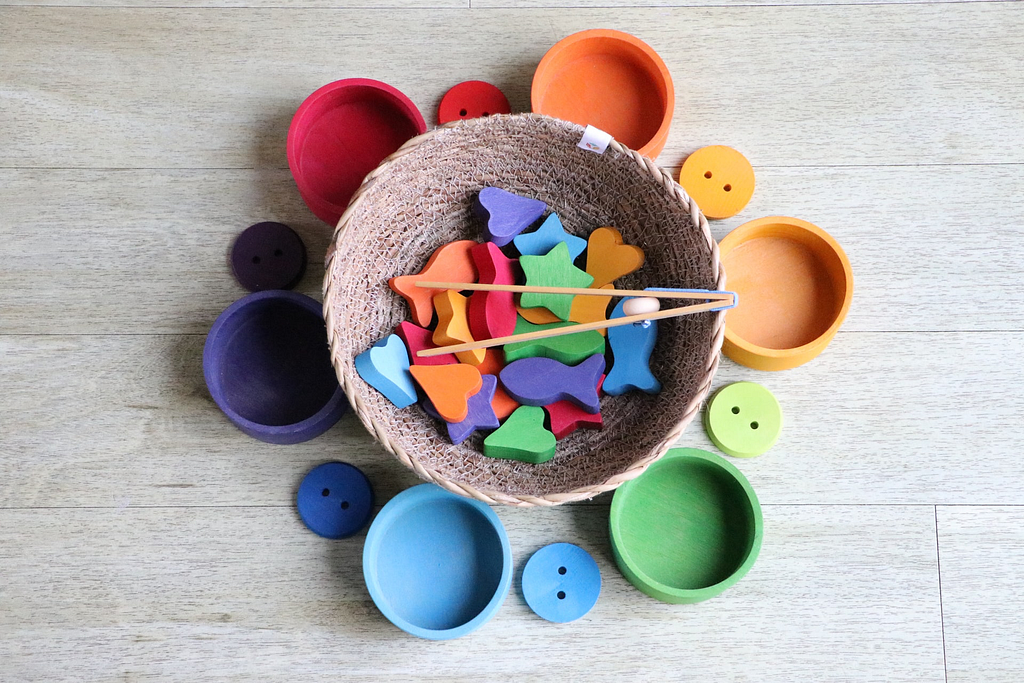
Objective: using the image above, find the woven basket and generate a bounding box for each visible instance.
[323,114,726,507]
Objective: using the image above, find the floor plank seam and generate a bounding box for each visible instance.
[0,0,1017,7]
[935,506,950,683]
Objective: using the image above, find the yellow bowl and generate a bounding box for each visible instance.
[720,216,853,371]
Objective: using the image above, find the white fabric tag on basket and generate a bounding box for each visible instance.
[577,125,612,154]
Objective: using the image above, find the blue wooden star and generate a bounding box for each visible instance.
[513,214,587,261]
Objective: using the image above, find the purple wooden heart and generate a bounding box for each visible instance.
[423,374,500,444]
[499,354,605,414]
[473,187,547,247]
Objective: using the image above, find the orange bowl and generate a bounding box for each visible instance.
[720,217,853,371]
[531,29,674,159]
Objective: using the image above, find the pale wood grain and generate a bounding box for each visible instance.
[0,0,468,5]
[0,0,990,6]
[2,331,1022,508]
[476,0,995,6]
[937,506,1024,683]
[0,504,943,682]
[2,164,1022,335]
[1,4,1022,168]
[0,0,1018,675]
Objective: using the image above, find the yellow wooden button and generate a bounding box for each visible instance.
[678,145,755,220]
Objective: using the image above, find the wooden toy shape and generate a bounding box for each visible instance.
[467,242,519,341]
[604,298,661,395]
[483,406,556,464]
[437,81,511,125]
[678,145,755,220]
[355,334,419,408]
[432,290,485,365]
[287,79,427,226]
[389,240,478,327]
[297,462,374,539]
[609,448,762,604]
[499,354,605,414]
[409,364,483,423]
[503,316,605,366]
[585,227,645,288]
[568,283,614,335]
[474,349,519,419]
[473,187,547,247]
[704,382,782,458]
[423,374,501,444]
[718,216,853,371]
[362,484,512,640]
[518,283,615,334]
[521,542,602,623]
[519,242,594,321]
[516,301,560,325]
[395,321,458,366]
[545,376,605,440]
[531,29,674,158]
[513,213,587,261]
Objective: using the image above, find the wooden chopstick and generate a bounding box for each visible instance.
[414,281,734,301]
[416,297,733,357]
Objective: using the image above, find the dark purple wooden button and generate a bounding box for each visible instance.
[231,222,307,292]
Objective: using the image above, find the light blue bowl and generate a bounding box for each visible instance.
[363,484,512,640]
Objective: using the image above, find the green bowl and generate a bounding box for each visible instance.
[609,448,763,603]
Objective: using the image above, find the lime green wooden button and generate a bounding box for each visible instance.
[609,448,763,604]
[704,382,782,458]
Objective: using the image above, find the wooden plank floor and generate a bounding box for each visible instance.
[1,1,1022,681]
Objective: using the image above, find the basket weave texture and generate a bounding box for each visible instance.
[324,114,726,507]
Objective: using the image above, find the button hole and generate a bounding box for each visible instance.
[341,501,350,510]
[557,591,566,600]
[274,249,283,257]
[751,422,759,430]
[321,488,329,497]
[704,171,712,179]
[252,256,261,264]
[723,184,732,192]
[558,566,567,575]
[459,109,467,117]
[731,406,740,414]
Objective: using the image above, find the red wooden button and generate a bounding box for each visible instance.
[437,81,511,125]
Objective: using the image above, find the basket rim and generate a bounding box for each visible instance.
[322,113,727,507]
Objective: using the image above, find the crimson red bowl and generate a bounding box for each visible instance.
[287,79,426,226]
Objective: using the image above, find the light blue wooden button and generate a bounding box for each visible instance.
[522,542,601,623]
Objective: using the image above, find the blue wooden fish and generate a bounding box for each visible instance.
[604,298,661,395]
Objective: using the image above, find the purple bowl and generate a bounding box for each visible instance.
[203,290,347,444]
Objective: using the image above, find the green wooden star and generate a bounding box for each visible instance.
[519,242,595,321]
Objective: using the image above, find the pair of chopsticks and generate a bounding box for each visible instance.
[413,282,736,358]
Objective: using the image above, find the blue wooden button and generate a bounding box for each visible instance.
[296,462,374,539]
[521,542,601,623]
